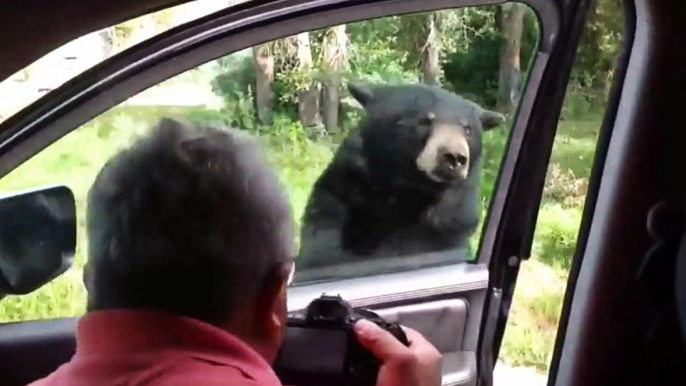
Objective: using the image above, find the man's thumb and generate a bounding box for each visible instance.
[354,319,409,361]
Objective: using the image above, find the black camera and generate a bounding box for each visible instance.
[273,294,409,386]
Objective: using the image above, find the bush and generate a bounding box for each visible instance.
[560,82,608,121]
[211,51,255,99]
[443,30,503,107]
[500,259,567,370]
[532,204,582,269]
[543,163,589,208]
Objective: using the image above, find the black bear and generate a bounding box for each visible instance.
[295,82,505,275]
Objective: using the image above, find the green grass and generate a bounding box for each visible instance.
[499,259,568,369]
[0,103,600,373]
[498,113,600,371]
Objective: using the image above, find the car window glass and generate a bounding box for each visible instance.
[0,3,540,321]
[0,0,253,123]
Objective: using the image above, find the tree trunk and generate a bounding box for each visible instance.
[421,15,441,85]
[587,0,614,107]
[321,25,348,133]
[98,28,114,60]
[294,32,321,128]
[498,3,526,112]
[252,44,275,125]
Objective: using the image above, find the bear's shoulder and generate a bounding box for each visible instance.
[315,133,376,206]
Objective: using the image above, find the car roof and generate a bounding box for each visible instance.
[0,0,197,82]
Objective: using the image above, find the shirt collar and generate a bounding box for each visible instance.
[76,309,281,384]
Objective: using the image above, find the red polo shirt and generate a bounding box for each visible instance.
[28,309,284,386]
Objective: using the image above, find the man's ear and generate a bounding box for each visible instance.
[480,109,506,131]
[255,265,290,333]
[82,262,99,311]
[287,262,295,286]
[240,269,288,364]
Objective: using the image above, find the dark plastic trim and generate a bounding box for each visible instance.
[476,0,596,377]
[545,0,637,384]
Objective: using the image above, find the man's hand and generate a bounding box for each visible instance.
[354,319,443,386]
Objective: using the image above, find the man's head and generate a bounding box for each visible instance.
[84,117,294,362]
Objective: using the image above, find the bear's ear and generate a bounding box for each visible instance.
[479,109,506,131]
[348,83,374,107]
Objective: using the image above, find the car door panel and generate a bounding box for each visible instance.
[376,300,475,386]
[0,318,77,386]
[288,263,487,386]
[376,299,469,353]
[288,262,488,310]
[0,264,486,386]
[0,299,477,386]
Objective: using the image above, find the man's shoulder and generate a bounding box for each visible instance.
[150,355,282,386]
[23,355,282,386]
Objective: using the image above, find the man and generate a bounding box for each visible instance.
[29,117,442,386]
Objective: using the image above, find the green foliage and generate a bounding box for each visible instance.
[567,0,624,110]
[211,52,255,97]
[443,30,503,107]
[346,24,417,84]
[533,204,583,269]
[499,258,566,370]
[208,0,622,121]
[210,51,260,130]
[110,9,177,51]
[442,6,539,108]
[521,8,541,75]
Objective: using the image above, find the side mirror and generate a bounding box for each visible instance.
[0,185,76,299]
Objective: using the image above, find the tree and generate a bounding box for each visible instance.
[497,3,526,112]
[98,28,114,59]
[421,14,441,85]
[252,43,275,124]
[293,33,321,127]
[396,9,498,88]
[572,0,624,105]
[320,25,348,132]
[111,10,174,51]
[393,13,441,84]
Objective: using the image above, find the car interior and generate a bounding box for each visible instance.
[0,1,684,386]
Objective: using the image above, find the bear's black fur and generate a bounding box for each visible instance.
[296,82,505,273]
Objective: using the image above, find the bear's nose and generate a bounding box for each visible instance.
[441,151,468,170]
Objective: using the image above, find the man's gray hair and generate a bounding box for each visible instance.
[84,117,294,324]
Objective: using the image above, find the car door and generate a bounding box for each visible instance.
[0,1,594,386]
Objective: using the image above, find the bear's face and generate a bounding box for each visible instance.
[415,111,475,184]
[349,83,504,191]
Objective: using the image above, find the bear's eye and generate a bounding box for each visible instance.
[458,118,471,135]
[419,117,433,126]
[419,111,435,127]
